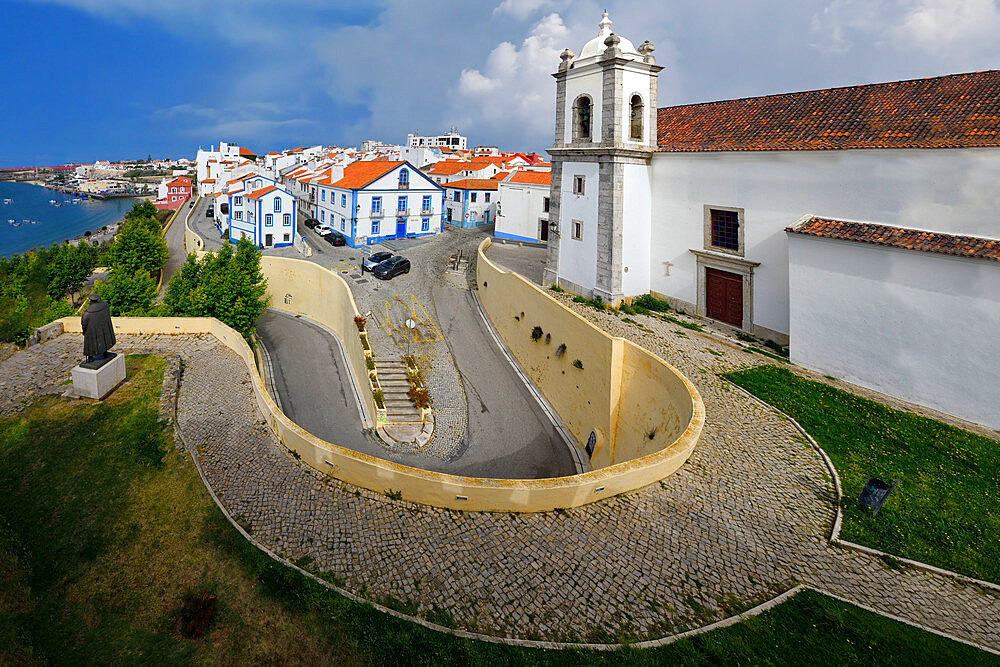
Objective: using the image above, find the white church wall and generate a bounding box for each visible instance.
[788,234,1000,430]
[496,183,548,242]
[621,162,652,295]
[559,162,600,293]
[649,147,1000,336]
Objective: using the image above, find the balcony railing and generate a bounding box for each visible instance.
[396,208,409,217]
[370,209,384,218]
[420,207,433,215]
[398,183,409,190]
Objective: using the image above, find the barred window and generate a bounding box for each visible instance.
[710,209,740,251]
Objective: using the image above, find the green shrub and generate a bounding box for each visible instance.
[530,326,543,341]
[572,359,584,369]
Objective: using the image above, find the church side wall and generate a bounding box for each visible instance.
[620,162,652,295]
[558,162,600,294]
[788,234,1000,430]
[648,148,1000,336]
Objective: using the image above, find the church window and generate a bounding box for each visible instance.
[706,207,744,255]
[543,197,550,213]
[574,96,593,142]
[630,94,644,141]
[572,219,583,240]
[573,175,585,195]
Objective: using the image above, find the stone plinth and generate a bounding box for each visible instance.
[71,353,126,399]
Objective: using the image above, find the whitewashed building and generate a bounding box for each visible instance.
[407,129,467,150]
[495,171,551,243]
[443,179,498,228]
[543,12,1000,429]
[315,160,443,247]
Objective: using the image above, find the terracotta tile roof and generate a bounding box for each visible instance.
[445,178,499,191]
[506,171,550,186]
[492,171,510,181]
[226,175,253,186]
[265,151,280,155]
[246,185,278,199]
[658,70,1000,152]
[787,216,1000,261]
[239,146,256,157]
[428,160,491,175]
[200,178,216,183]
[330,160,404,189]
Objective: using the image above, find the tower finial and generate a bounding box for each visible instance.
[599,11,612,36]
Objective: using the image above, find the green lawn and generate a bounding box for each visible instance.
[724,365,1000,584]
[0,355,993,665]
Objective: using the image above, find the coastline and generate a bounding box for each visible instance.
[0,182,142,257]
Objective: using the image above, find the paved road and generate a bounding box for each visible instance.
[162,199,195,284]
[256,309,373,452]
[255,291,576,479]
[484,241,547,285]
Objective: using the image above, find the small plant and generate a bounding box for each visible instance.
[365,356,375,371]
[373,389,384,408]
[634,293,671,312]
[530,326,543,342]
[736,331,756,342]
[384,488,403,501]
[353,315,366,331]
[555,343,567,357]
[763,338,789,357]
[549,284,564,293]
[407,386,431,409]
[572,359,584,369]
[407,368,423,387]
[359,333,370,351]
[369,370,377,382]
[666,315,703,331]
[402,354,416,368]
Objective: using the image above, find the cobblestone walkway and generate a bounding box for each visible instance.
[2,332,998,649]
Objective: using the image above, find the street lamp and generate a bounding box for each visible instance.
[548,220,560,238]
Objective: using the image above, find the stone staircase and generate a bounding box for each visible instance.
[374,359,422,423]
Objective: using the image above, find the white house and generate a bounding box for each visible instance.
[224,173,296,249]
[315,160,443,247]
[443,179,498,228]
[544,12,1000,428]
[496,171,551,243]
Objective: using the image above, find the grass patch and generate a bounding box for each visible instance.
[666,316,703,332]
[0,356,991,664]
[723,365,1000,583]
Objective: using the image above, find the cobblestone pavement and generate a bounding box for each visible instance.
[2,331,998,649]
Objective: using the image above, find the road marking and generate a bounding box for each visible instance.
[372,293,443,344]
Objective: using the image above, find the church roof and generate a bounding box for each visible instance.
[786,216,1000,262]
[657,70,1000,152]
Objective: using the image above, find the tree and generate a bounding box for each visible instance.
[95,266,158,316]
[106,217,167,276]
[164,237,268,340]
[124,200,159,225]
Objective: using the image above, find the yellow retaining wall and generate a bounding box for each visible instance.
[476,238,702,471]
[75,216,703,511]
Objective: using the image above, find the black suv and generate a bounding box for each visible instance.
[372,256,410,280]
[304,218,320,229]
[205,206,214,218]
[323,232,346,246]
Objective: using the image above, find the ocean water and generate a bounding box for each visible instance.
[0,181,136,258]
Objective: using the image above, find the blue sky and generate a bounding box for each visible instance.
[3,0,999,167]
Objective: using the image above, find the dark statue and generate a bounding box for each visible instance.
[81,294,116,369]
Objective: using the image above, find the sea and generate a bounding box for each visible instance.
[0,181,136,258]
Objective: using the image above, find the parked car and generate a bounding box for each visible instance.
[362,251,394,272]
[304,218,320,229]
[315,224,333,235]
[372,255,410,280]
[205,206,214,218]
[323,232,346,246]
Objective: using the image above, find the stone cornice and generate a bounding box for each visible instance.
[548,146,656,162]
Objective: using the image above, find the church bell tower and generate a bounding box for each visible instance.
[544,13,662,304]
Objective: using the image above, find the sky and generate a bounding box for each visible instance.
[2,0,1000,166]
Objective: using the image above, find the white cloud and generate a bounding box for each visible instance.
[454,13,570,147]
[891,0,1000,57]
[493,0,568,20]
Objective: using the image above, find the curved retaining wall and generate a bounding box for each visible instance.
[476,238,703,470]
[93,221,703,511]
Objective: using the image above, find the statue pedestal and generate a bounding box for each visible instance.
[71,353,126,399]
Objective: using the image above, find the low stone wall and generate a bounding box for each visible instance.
[477,238,703,472]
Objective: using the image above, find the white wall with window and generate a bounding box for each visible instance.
[496,178,551,243]
[557,163,599,293]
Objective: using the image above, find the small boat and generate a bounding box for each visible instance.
[49,199,56,204]
[72,198,81,203]
[7,219,14,224]
[30,220,38,224]
[2,198,11,204]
